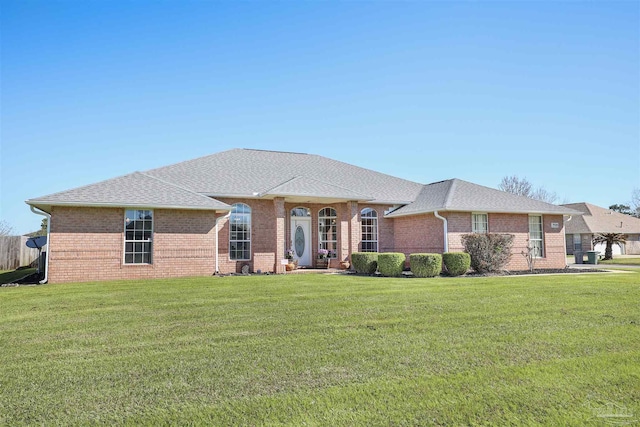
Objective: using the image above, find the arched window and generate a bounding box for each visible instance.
[229,203,251,260]
[318,207,337,258]
[361,208,378,252]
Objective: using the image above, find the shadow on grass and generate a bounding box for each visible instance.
[0,268,37,285]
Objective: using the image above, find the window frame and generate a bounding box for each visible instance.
[318,207,338,258]
[471,213,489,234]
[573,234,582,251]
[361,208,378,252]
[229,203,252,261]
[529,215,544,258]
[123,209,154,265]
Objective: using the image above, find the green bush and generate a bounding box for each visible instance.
[442,252,471,276]
[461,233,514,273]
[409,253,442,278]
[351,252,378,274]
[377,253,406,277]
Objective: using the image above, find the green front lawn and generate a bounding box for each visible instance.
[599,257,640,265]
[1,273,638,425]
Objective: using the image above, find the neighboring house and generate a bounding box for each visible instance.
[26,149,579,283]
[561,202,640,255]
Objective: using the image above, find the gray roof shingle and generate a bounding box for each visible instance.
[387,179,581,217]
[26,172,230,211]
[144,149,423,204]
[261,176,373,201]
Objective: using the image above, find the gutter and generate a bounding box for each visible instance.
[215,212,231,274]
[434,210,448,253]
[29,206,51,284]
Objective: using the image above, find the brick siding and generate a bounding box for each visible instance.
[47,203,570,283]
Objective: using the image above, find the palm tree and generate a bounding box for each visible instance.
[592,233,626,260]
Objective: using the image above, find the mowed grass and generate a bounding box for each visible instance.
[600,257,640,265]
[1,273,639,426]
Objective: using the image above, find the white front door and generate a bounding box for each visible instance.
[291,217,312,266]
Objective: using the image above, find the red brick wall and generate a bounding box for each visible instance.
[48,206,218,283]
[48,203,568,283]
[391,213,445,256]
[446,212,566,270]
[390,211,566,271]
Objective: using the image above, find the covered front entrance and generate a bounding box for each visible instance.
[291,207,312,266]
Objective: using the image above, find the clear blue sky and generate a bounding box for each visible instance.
[1,1,639,234]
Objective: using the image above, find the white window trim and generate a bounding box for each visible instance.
[123,209,154,265]
[471,212,489,234]
[361,208,378,252]
[230,203,251,261]
[318,207,338,258]
[529,214,544,258]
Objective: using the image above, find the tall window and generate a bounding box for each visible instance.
[573,234,582,251]
[230,203,251,260]
[124,209,153,264]
[472,213,488,233]
[529,215,544,257]
[361,208,378,252]
[318,207,337,258]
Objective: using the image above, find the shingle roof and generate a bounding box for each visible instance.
[386,179,580,217]
[145,149,423,204]
[26,172,230,211]
[261,176,373,201]
[561,202,640,234]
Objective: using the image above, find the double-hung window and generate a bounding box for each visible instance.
[124,210,153,264]
[529,215,544,257]
[361,208,378,252]
[230,203,251,260]
[472,213,488,234]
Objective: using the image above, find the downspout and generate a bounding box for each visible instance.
[29,206,51,284]
[563,215,572,261]
[215,212,231,274]
[434,210,448,253]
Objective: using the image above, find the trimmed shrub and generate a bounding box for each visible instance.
[409,253,442,278]
[442,252,471,276]
[351,252,378,274]
[461,233,514,273]
[378,253,406,277]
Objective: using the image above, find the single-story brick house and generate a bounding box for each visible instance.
[27,149,579,283]
[562,202,640,255]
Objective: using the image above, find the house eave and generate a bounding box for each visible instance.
[25,200,230,212]
[386,208,581,218]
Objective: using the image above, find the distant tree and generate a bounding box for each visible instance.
[593,233,626,261]
[35,218,48,237]
[632,188,640,218]
[609,204,633,216]
[0,220,14,236]
[499,176,558,204]
[499,175,532,197]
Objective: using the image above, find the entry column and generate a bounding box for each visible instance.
[347,201,359,260]
[274,197,286,274]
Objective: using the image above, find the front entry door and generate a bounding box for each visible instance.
[291,217,311,266]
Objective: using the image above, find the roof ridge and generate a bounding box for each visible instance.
[443,179,457,209]
[138,172,229,207]
[257,176,300,196]
[242,148,309,155]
